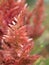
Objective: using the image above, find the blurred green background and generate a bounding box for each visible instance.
[27,0,49,65]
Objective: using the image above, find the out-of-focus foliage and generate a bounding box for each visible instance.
[27,0,49,65]
[27,0,36,5]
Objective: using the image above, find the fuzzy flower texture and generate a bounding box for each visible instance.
[0,0,45,65]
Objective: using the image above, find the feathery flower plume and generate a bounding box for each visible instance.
[0,0,45,65]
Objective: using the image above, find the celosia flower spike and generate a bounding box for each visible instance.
[0,0,45,65]
[26,0,45,38]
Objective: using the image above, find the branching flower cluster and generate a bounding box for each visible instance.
[0,0,45,65]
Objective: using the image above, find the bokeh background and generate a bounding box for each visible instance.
[27,0,49,65]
